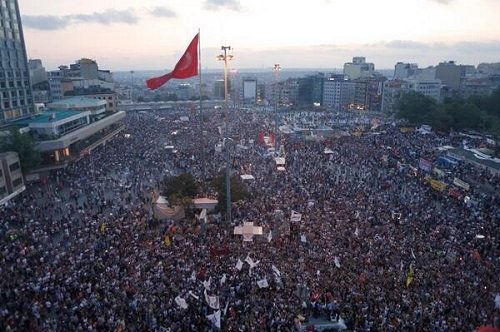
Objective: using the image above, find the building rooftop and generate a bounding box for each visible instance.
[48,96,107,109]
[14,110,83,125]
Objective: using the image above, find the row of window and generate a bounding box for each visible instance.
[12,176,22,187]
[9,161,19,171]
[1,88,27,98]
[56,117,89,136]
[0,80,29,89]
[0,66,29,77]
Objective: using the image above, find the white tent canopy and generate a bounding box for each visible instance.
[193,198,218,210]
[240,174,255,181]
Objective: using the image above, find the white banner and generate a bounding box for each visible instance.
[453,177,470,191]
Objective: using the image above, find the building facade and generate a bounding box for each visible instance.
[297,73,324,106]
[435,61,467,91]
[343,57,375,80]
[381,80,410,113]
[323,75,355,111]
[0,151,25,205]
[47,59,117,108]
[242,79,257,104]
[353,77,385,111]
[394,62,419,80]
[13,96,125,168]
[406,78,442,101]
[0,0,35,124]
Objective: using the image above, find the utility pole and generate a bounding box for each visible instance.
[272,64,281,153]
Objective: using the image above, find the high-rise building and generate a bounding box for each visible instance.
[0,0,35,124]
[435,61,467,91]
[353,77,386,111]
[47,59,117,111]
[394,62,419,80]
[242,78,257,104]
[28,59,48,86]
[323,75,355,110]
[343,57,375,80]
[297,73,324,106]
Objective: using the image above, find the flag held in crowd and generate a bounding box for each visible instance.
[146,33,199,90]
[204,290,220,310]
[272,265,281,278]
[411,248,416,260]
[235,258,243,271]
[257,278,269,288]
[245,255,259,269]
[406,264,414,288]
[175,295,188,309]
[220,274,226,285]
[334,256,341,268]
[206,310,221,329]
[188,291,199,300]
[202,277,212,291]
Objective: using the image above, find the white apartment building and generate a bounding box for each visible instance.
[323,76,355,110]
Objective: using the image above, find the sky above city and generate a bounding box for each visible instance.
[19,0,500,72]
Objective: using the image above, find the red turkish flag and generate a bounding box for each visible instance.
[146,33,199,89]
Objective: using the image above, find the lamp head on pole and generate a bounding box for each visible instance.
[217,46,234,62]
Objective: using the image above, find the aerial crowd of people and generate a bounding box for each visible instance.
[0,105,498,331]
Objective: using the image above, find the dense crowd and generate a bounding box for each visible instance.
[0,107,498,331]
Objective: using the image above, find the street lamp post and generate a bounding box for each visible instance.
[272,64,281,153]
[217,46,233,224]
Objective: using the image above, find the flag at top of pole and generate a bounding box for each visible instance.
[146,33,199,90]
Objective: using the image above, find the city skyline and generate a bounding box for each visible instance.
[20,0,500,72]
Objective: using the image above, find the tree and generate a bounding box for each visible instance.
[0,128,41,173]
[423,105,454,131]
[164,173,199,202]
[211,170,249,212]
[395,91,437,124]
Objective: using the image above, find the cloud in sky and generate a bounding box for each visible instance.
[22,8,139,31]
[204,0,242,11]
[428,0,453,4]
[149,6,177,18]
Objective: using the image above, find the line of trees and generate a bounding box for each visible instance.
[395,88,500,135]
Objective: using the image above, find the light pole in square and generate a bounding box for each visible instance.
[217,46,233,224]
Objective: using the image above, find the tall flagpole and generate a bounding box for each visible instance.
[198,29,205,184]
